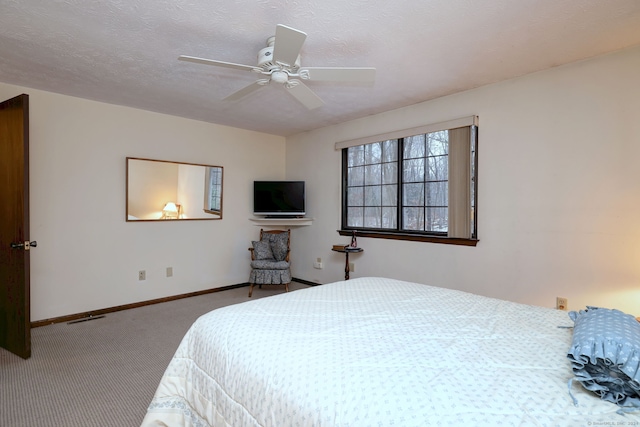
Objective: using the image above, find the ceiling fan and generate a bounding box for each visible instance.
[178,24,376,110]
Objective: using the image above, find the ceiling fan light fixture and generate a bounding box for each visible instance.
[271,70,289,84]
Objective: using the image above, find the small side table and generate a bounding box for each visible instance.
[331,247,363,280]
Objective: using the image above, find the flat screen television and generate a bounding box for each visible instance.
[253,181,305,217]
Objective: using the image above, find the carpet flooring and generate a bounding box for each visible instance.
[0,282,309,427]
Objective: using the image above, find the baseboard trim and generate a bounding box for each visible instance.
[292,277,321,286]
[31,283,249,328]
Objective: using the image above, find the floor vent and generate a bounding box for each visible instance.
[67,315,105,325]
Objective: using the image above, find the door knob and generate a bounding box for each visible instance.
[10,241,37,250]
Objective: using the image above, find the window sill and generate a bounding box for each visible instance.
[337,230,478,246]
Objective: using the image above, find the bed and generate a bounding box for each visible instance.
[141,277,635,426]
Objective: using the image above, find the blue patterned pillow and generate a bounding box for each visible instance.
[567,307,640,409]
[252,240,274,260]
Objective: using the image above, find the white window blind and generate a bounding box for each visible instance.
[335,116,478,151]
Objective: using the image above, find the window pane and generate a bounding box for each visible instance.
[365,142,382,164]
[348,146,365,167]
[382,162,397,184]
[425,182,448,207]
[426,155,448,181]
[382,139,398,162]
[381,184,397,206]
[364,185,381,206]
[403,158,424,183]
[364,207,381,228]
[347,186,364,207]
[381,207,397,228]
[402,207,424,231]
[404,134,425,159]
[426,207,448,232]
[427,131,448,156]
[403,183,424,207]
[364,164,381,185]
[347,207,363,227]
[348,165,364,186]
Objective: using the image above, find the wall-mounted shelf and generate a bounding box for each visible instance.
[250,217,314,227]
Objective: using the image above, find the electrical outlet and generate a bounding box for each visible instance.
[349,262,355,272]
[138,270,146,281]
[166,267,173,277]
[556,297,568,311]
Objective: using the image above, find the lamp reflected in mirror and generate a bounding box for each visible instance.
[126,157,223,221]
[161,202,182,219]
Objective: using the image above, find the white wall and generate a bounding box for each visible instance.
[177,164,206,219]
[4,45,639,322]
[286,45,640,315]
[0,82,286,322]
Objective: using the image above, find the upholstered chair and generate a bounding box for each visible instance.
[248,229,291,297]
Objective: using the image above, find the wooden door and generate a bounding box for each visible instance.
[0,94,31,359]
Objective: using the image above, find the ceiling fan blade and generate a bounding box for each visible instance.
[301,67,376,82]
[224,81,266,102]
[178,55,256,72]
[272,24,307,67]
[286,81,324,110]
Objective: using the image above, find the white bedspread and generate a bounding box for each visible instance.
[141,277,632,426]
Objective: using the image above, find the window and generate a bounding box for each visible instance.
[204,166,222,215]
[402,131,449,233]
[339,117,478,245]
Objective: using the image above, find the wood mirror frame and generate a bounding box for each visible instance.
[126,157,223,221]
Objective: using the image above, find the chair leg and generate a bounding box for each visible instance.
[248,283,254,297]
[285,282,289,292]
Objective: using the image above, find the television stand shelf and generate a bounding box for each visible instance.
[250,217,314,227]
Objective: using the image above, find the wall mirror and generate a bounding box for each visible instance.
[126,157,223,221]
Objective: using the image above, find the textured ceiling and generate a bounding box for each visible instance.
[1,0,640,136]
